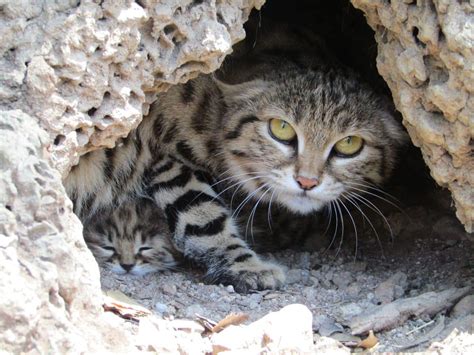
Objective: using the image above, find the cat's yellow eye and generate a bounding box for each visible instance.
[334,136,364,156]
[269,118,296,143]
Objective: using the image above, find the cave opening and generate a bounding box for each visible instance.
[237,0,469,256]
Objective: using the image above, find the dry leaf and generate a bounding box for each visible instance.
[357,330,378,349]
[102,290,151,322]
[211,313,249,333]
[195,313,218,332]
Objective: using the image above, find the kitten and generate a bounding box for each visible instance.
[66,25,406,292]
[83,199,177,276]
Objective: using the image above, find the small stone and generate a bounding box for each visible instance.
[338,303,363,323]
[217,302,231,313]
[318,317,344,336]
[162,284,177,296]
[154,303,168,315]
[226,285,235,293]
[332,271,353,289]
[346,283,362,298]
[286,269,303,284]
[184,304,205,319]
[451,295,474,317]
[312,314,329,332]
[249,293,263,304]
[374,272,408,304]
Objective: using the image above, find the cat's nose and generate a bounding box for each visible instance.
[295,175,319,190]
[120,263,134,272]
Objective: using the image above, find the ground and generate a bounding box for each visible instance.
[99,175,473,352]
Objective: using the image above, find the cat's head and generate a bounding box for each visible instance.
[217,66,407,214]
[84,203,176,275]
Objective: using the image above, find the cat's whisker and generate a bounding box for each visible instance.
[322,203,333,237]
[267,188,277,232]
[185,172,267,207]
[347,191,394,242]
[343,193,384,257]
[246,184,272,245]
[211,170,269,188]
[334,199,345,258]
[346,185,403,213]
[215,162,271,179]
[211,175,268,202]
[346,180,400,203]
[338,197,358,261]
[324,201,339,255]
[231,183,269,223]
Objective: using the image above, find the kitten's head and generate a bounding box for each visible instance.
[218,65,407,214]
[84,201,176,275]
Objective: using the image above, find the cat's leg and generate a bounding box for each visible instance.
[148,158,285,293]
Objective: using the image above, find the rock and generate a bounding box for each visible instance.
[313,334,351,354]
[162,284,177,296]
[286,269,304,284]
[184,304,206,319]
[451,295,474,318]
[211,304,313,353]
[154,303,169,315]
[332,271,354,289]
[351,0,473,232]
[0,111,134,353]
[374,272,408,304]
[318,317,345,337]
[346,283,362,298]
[0,0,264,351]
[338,303,364,324]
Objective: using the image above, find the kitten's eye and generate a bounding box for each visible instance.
[103,246,116,252]
[139,247,152,252]
[269,118,296,143]
[333,136,364,156]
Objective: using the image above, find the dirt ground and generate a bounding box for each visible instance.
[99,158,473,352]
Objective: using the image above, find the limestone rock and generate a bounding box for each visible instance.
[374,271,408,304]
[211,304,314,353]
[0,0,264,352]
[350,0,474,232]
[0,110,134,353]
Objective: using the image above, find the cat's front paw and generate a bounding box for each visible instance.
[207,257,286,293]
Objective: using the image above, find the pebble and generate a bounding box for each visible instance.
[184,304,206,319]
[452,295,474,317]
[154,302,168,315]
[318,317,344,336]
[226,285,235,293]
[162,284,177,295]
[374,271,407,304]
[338,303,363,323]
[346,283,362,298]
[332,271,353,289]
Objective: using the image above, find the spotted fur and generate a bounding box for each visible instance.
[66,27,406,292]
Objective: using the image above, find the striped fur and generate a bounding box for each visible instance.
[84,198,178,276]
[66,26,406,292]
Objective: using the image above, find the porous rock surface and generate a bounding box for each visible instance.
[0,0,263,352]
[350,0,473,232]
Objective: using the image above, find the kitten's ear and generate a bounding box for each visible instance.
[212,75,269,102]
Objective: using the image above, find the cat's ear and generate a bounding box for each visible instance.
[212,75,269,103]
